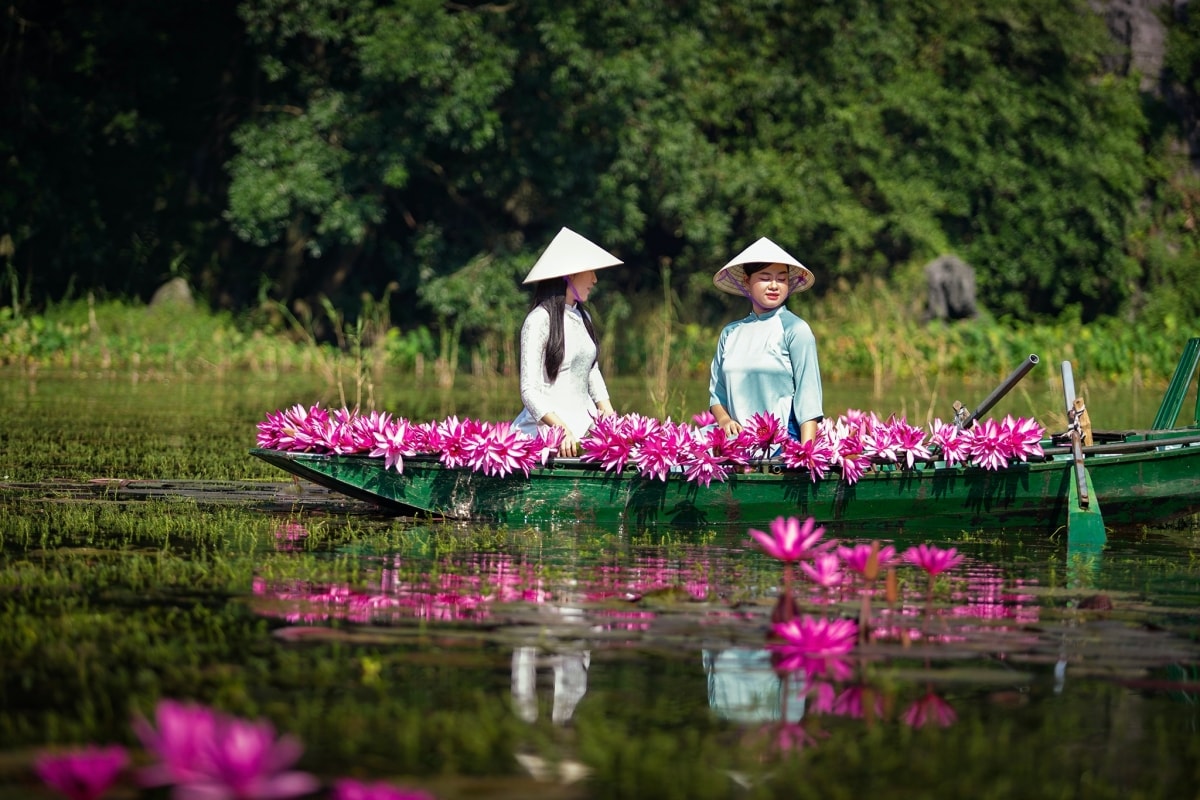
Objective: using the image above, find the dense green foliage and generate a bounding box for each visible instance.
[3,0,1199,358]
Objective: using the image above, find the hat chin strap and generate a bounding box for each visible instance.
[565,275,584,306]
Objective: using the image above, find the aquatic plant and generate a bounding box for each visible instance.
[903,544,966,577]
[331,779,436,800]
[134,699,318,799]
[34,745,129,800]
[748,515,833,563]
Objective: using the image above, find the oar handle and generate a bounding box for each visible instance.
[1062,361,1090,508]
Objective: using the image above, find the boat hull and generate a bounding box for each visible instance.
[251,440,1200,531]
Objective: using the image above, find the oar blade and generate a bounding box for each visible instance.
[1067,465,1105,546]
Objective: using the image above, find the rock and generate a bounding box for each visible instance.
[148,277,194,309]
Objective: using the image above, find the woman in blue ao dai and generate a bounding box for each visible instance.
[708,237,823,443]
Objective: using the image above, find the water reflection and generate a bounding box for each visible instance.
[511,646,590,725]
[704,648,803,723]
[245,517,1200,789]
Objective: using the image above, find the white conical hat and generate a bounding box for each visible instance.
[712,237,815,296]
[522,227,623,284]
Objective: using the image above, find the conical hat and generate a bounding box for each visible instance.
[712,237,815,296]
[522,227,623,284]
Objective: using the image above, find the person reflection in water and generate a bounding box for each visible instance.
[704,647,804,723]
[511,646,591,725]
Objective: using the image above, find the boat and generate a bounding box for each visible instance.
[252,340,1200,539]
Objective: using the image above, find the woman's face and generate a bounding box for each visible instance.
[565,270,598,304]
[744,263,791,313]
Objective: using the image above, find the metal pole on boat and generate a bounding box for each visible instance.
[1061,360,1105,545]
[959,354,1040,429]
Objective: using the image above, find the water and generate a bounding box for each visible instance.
[1,370,1198,799]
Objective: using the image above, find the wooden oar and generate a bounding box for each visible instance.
[1061,361,1105,546]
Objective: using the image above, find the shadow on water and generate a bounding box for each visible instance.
[1,372,1199,798]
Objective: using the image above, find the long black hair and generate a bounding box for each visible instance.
[530,278,600,381]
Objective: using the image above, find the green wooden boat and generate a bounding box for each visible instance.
[251,339,1200,535]
[250,428,1200,532]
[246,340,1200,537]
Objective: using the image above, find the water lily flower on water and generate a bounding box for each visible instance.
[771,615,858,656]
[181,712,318,800]
[331,779,436,800]
[133,700,220,788]
[901,691,958,729]
[769,648,857,681]
[764,721,823,754]
[903,544,965,576]
[799,552,844,589]
[133,700,317,799]
[748,516,832,563]
[836,543,898,579]
[34,745,129,800]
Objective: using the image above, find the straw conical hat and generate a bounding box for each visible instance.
[712,237,815,296]
[522,227,623,284]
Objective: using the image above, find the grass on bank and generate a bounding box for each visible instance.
[0,283,1195,392]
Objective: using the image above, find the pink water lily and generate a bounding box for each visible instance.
[579,414,635,472]
[691,410,716,427]
[836,543,898,578]
[780,437,833,481]
[133,699,317,799]
[133,700,220,787]
[799,552,844,589]
[745,411,785,458]
[34,745,129,800]
[1001,414,1045,462]
[331,779,436,800]
[966,417,1009,470]
[632,427,681,481]
[770,616,859,679]
[928,419,971,467]
[901,691,958,729]
[903,544,965,576]
[369,416,413,473]
[771,615,858,656]
[181,712,318,800]
[464,421,538,477]
[680,444,733,486]
[748,516,831,563]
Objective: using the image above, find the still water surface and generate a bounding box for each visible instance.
[1,370,1198,799]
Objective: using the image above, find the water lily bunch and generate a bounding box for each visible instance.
[257,405,1046,485]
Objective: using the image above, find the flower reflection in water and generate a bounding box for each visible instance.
[247,515,1041,766]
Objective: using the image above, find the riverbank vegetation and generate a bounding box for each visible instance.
[0,284,1189,393]
[3,0,1199,360]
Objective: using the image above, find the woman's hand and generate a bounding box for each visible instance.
[711,404,741,437]
[558,430,581,458]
